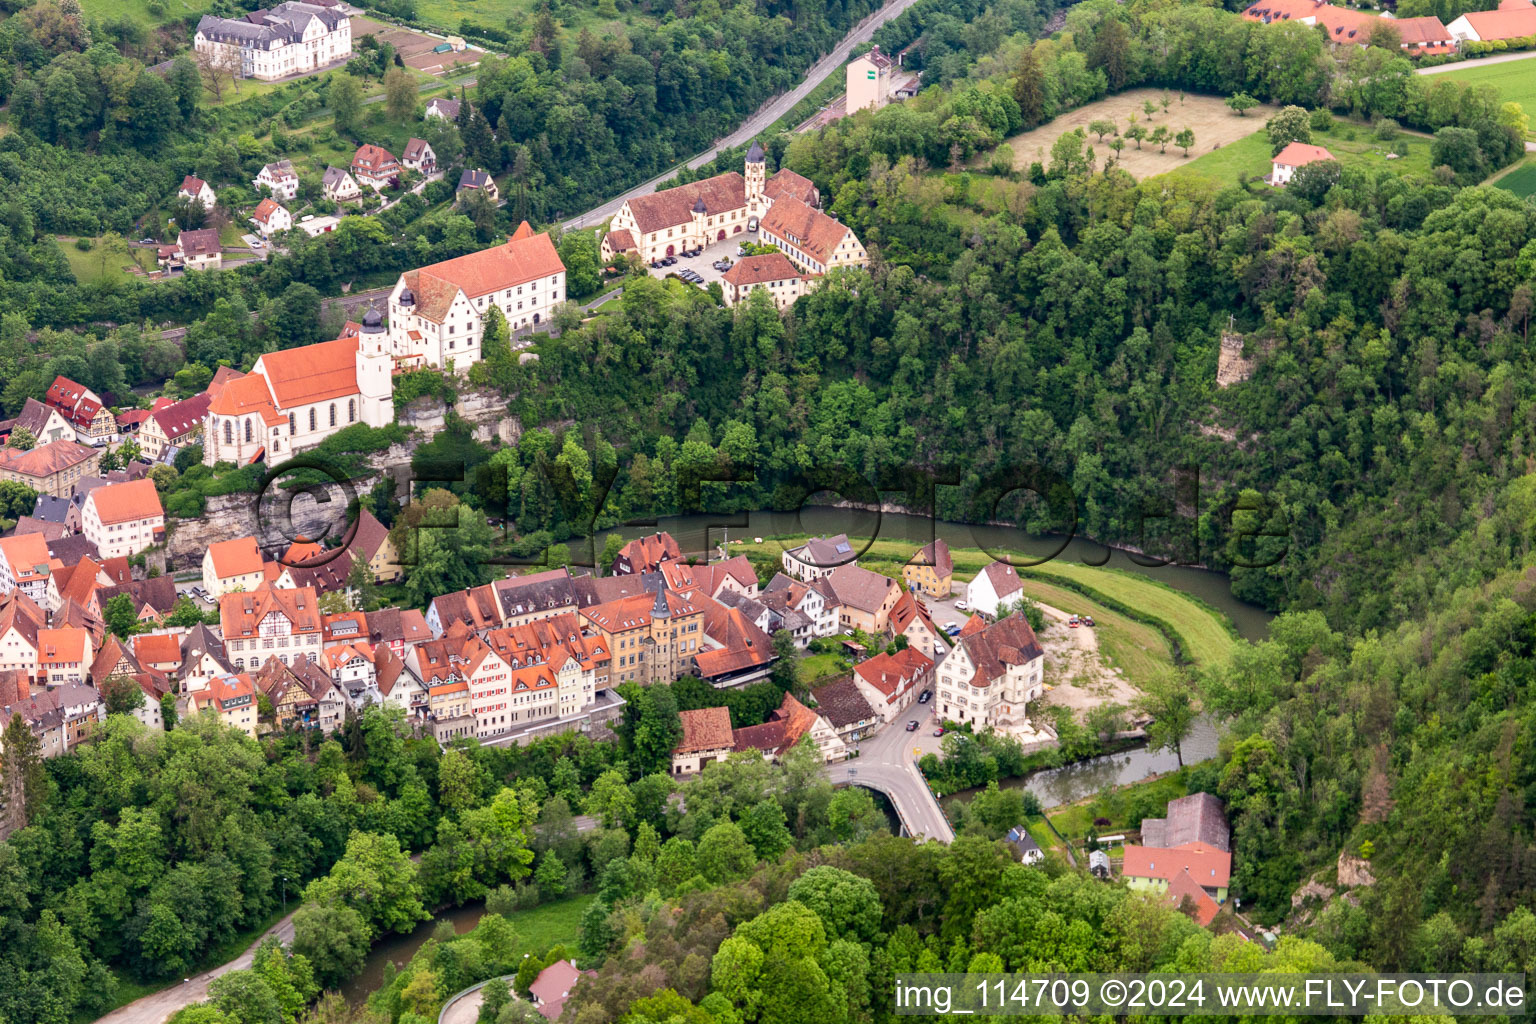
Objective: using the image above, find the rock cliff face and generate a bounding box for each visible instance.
[396,387,521,445]
[1216,332,1259,387]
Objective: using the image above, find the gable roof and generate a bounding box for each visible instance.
[252,335,362,407]
[403,137,433,161]
[150,393,211,439]
[0,533,51,585]
[98,576,177,616]
[853,647,931,701]
[87,479,163,525]
[790,533,855,568]
[38,626,88,664]
[179,174,209,194]
[732,691,820,757]
[252,198,287,225]
[721,253,804,288]
[889,590,942,642]
[1145,792,1231,852]
[44,376,104,428]
[694,596,775,679]
[614,531,681,573]
[220,586,321,638]
[132,632,182,666]
[322,166,356,189]
[909,539,953,577]
[5,397,69,439]
[1273,142,1336,167]
[954,612,1044,687]
[762,167,818,207]
[759,196,853,265]
[208,537,265,579]
[823,563,898,614]
[494,567,577,620]
[399,226,565,322]
[260,160,298,181]
[1122,843,1231,890]
[1161,867,1222,927]
[352,144,399,174]
[810,676,877,728]
[676,706,734,754]
[623,170,747,235]
[178,228,221,258]
[978,560,1023,599]
[426,97,461,118]
[458,168,493,190]
[1391,14,1453,42]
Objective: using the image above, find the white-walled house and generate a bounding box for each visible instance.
[194,2,351,82]
[323,166,361,201]
[254,160,300,200]
[966,560,1024,618]
[386,221,566,370]
[177,175,217,210]
[936,613,1046,734]
[1269,142,1336,186]
[81,480,165,559]
[251,198,293,237]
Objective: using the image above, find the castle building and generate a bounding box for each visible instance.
[194,2,351,82]
[602,143,821,264]
[202,309,393,467]
[386,221,566,370]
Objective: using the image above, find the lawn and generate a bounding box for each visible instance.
[1429,57,1536,117]
[506,893,594,955]
[59,236,154,285]
[1013,575,1174,683]
[798,651,851,684]
[996,89,1283,181]
[1162,118,1436,186]
[1490,157,1536,197]
[1020,562,1237,669]
[81,0,215,28]
[1046,771,1190,841]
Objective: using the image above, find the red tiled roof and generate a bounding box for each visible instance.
[177,228,221,258]
[762,168,818,207]
[614,531,680,573]
[955,612,1044,687]
[180,175,208,194]
[1457,3,1536,36]
[1122,844,1232,889]
[400,227,565,323]
[759,196,853,265]
[1162,868,1222,927]
[220,586,322,639]
[252,198,286,225]
[206,371,284,425]
[45,376,103,429]
[150,393,211,440]
[88,479,163,526]
[676,706,733,753]
[39,626,88,664]
[853,647,932,701]
[208,537,264,578]
[0,439,98,480]
[253,336,364,408]
[0,533,50,584]
[402,137,432,161]
[352,144,399,175]
[721,253,803,288]
[909,539,953,577]
[624,171,747,235]
[1273,142,1336,167]
[132,632,182,666]
[1391,14,1453,43]
[604,229,635,253]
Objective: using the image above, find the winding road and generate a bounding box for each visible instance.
[828,708,956,843]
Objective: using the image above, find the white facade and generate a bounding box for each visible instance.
[254,162,300,200]
[966,562,1023,618]
[195,3,351,82]
[251,202,293,237]
[82,494,163,560]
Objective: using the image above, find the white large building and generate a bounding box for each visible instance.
[202,309,394,467]
[601,143,822,264]
[195,2,351,82]
[936,613,1046,735]
[386,221,566,370]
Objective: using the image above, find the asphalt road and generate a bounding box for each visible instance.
[559,0,925,231]
[1415,49,1536,74]
[829,705,956,843]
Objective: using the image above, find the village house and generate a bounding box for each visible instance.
[762,572,838,638]
[888,591,947,661]
[671,705,735,775]
[457,168,500,203]
[194,2,351,81]
[201,308,393,466]
[298,214,341,237]
[81,479,164,559]
[203,537,268,597]
[611,531,681,576]
[494,567,580,627]
[425,96,461,120]
[733,691,847,762]
[219,586,324,671]
[1269,142,1337,186]
[351,144,400,190]
[759,196,869,277]
[97,577,176,626]
[138,393,209,460]
[46,556,102,618]
[180,623,234,691]
[257,654,346,732]
[851,647,932,722]
[658,555,759,602]
[966,560,1024,618]
[936,612,1049,739]
[810,675,880,745]
[254,160,300,200]
[386,221,566,367]
[692,595,777,688]
[37,627,90,687]
[160,228,223,272]
[846,45,920,112]
[251,198,293,238]
[528,960,595,1022]
[720,253,809,309]
[187,673,259,737]
[322,166,361,201]
[132,632,183,678]
[782,533,855,581]
[1243,0,1454,53]
[347,508,402,584]
[402,137,437,175]
[0,534,51,606]
[44,376,117,446]
[603,143,825,264]
[0,398,77,447]
[177,175,217,210]
[1006,826,1045,865]
[822,563,901,634]
[902,539,953,598]
[0,594,44,677]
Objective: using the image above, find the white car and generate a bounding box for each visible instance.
[955,600,968,610]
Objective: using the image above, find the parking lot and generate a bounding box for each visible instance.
[647,234,754,288]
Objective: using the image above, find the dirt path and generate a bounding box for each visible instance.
[1034,601,1141,718]
[94,912,298,1024]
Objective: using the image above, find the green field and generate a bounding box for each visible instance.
[81,0,215,28]
[798,652,851,684]
[1163,120,1436,186]
[60,236,155,285]
[505,893,593,955]
[1046,771,1189,841]
[1491,158,1536,196]
[1013,575,1175,682]
[1430,57,1536,117]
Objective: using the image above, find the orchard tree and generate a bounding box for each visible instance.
[1087,118,1116,142]
[1175,127,1195,156]
[1227,92,1258,116]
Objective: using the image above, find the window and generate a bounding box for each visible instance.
[244,419,253,443]
[309,409,316,431]
[329,404,337,427]
[348,399,356,422]
[223,420,233,444]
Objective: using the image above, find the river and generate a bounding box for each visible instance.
[342,902,487,1005]
[607,506,1272,642]
[938,716,1224,815]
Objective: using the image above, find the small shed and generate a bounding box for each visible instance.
[839,638,867,660]
[433,42,452,53]
[1088,849,1111,879]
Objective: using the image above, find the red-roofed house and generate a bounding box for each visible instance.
[139,393,210,460]
[187,673,259,737]
[888,590,947,661]
[720,253,808,309]
[937,611,1049,738]
[1448,1,1536,41]
[401,137,436,174]
[1160,867,1223,927]
[759,195,869,276]
[250,198,293,238]
[529,959,595,1021]
[852,647,932,721]
[44,376,117,445]
[82,479,164,559]
[671,705,734,775]
[1122,843,1231,902]
[902,539,954,598]
[733,691,847,762]
[202,537,268,598]
[178,175,217,210]
[387,221,567,367]
[132,632,183,677]
[219,586,323,671]
[38,626,91,687]
[351,144,400,191]
[610,531,681,576]
[1270,142,1337,186]
[0,533,52,606]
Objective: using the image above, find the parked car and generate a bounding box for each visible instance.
[944,622,960,636]
[918,690,932,704]
[139,237,156,245]
[905,720,919,731]
[661,256,676,265]
[1067,615,1080,628]
[1081,616,1095,627]
[933,727,945,737]
[955,600,968,610]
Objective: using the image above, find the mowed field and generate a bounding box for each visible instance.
[80,0,214,28]
[1491,158,1536,197]
[1159,118,1436,185]
[1429,58,1536,116]
[1000,89,1282,179]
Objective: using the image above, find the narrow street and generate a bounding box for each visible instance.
[825,705,955,843]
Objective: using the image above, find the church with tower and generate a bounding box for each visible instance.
[601,141,822,264]
[201,307,395,467]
